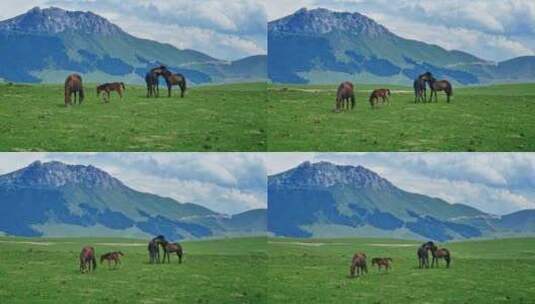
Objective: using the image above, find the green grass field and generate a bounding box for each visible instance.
[268,83,535,151]
[0,237,267,304]
[0,83,266,152]
[268,237,535,304]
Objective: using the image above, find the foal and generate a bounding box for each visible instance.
[371,257,392,272]
[369,88,391,108]
[97,82,125,102]
[349,252,367,277]
[100,251,124,269]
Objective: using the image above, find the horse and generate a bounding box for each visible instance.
[417,241,434,269]
[97,82,125,102]
[414,72,432,103]
[349,252,367,277]
[426,74,453,103]
[371,257,392,272]
[79,246,96,273]
[148,235,166,264]
[64,74,84,106]
[160,240,183,264]
[430,245,451,268]
[369,88,391,108]
[162,70,187,98]
[335,81,355,112]
[100,251,124,269]
[145,65,168,98]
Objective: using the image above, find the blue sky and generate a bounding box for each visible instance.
[264,153,535,215]
[0,153,267,215]
[0,0,267,60]
[265,0,535,61]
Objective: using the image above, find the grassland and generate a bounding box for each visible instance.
[268,237,535,304]
[268,83,535,151]
[0,237,267,304]
[0,83,266,151]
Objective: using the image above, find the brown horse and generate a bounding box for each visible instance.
[417,242,433,269]
[414,72,432,103]
[145,65,168,98]
[79,246,96,273]
[160,240,183,264]
[162,70,187,98]
[64,74,84,106]
[371,257,392,272]
[427,75,453,103]
[100,251,124,269]
[369,88,391,108]
[335,81,355,112]
[349,252,367,277]
[97,82,125,102]
[430,245,451,268]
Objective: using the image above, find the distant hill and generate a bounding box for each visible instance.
[0,161,266,239]
[0,7,267,85]
[268,161,535,241]
[268,8,535,85]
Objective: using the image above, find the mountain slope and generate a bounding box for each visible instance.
[268,8,535,85]
[268,161,534,241]
[0,7,266,84]
[0,161,266,239]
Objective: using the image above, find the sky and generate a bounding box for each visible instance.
[0,153,267,215]
[0,0,268,61]
[263,153,535,216]
[263,0,535,62]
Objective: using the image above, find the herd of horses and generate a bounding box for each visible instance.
[64,65,187,106]
[350,241,451,278]
[335,71,453,112]
[79,235,183,273]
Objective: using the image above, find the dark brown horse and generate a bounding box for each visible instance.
[97,82,125,102]
[162,70,187,98]
[426,74,453,103]
[160,240,183,264]
[64,74,84,106]
[349,252,367,277]
[414,72,432,103]
[417,241,433,269]
[145,65,168,98]
[371,257,392,272]
[335,81,355,112]
[79,246,96,273]
[100,251,124,269]
[148,235,166,264]
[430,245,451,268]
[369,88,391,108]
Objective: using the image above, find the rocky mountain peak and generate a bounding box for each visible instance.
[269,7,390,37]
[0,161,122,189]
[0,6,123,36]
[269,161,394,190]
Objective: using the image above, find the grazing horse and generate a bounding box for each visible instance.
[100,251,124,269]
[426,74,453,103]
[430,245,451,268]
[335,81,355,112]
[79,246,96,273]
[417,241,434,269]
[160,240,183,264]
[349,252,367,277]
[97,82,125,102]
[64,74,84,106]
[148,235,166,264]
[371,257,392,272]
[369,88,391,108]
[162,70,187,98]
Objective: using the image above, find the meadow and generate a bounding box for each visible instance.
[0,237,267,304]
[267,237,535,304]
[268,83,535,151]
[0,83,266,152]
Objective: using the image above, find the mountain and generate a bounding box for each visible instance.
[0,7,267,84]
[0,161,266,239]
[268,8,535,85]
[268,161,535,241]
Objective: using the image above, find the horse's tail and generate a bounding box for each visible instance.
[65,85,70,105]
[79,87,85,103]
[351,95,355,109]
[444,249,451,267]
[92,256,97,270]
[447,83,453,96]
[121,82,126,91]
